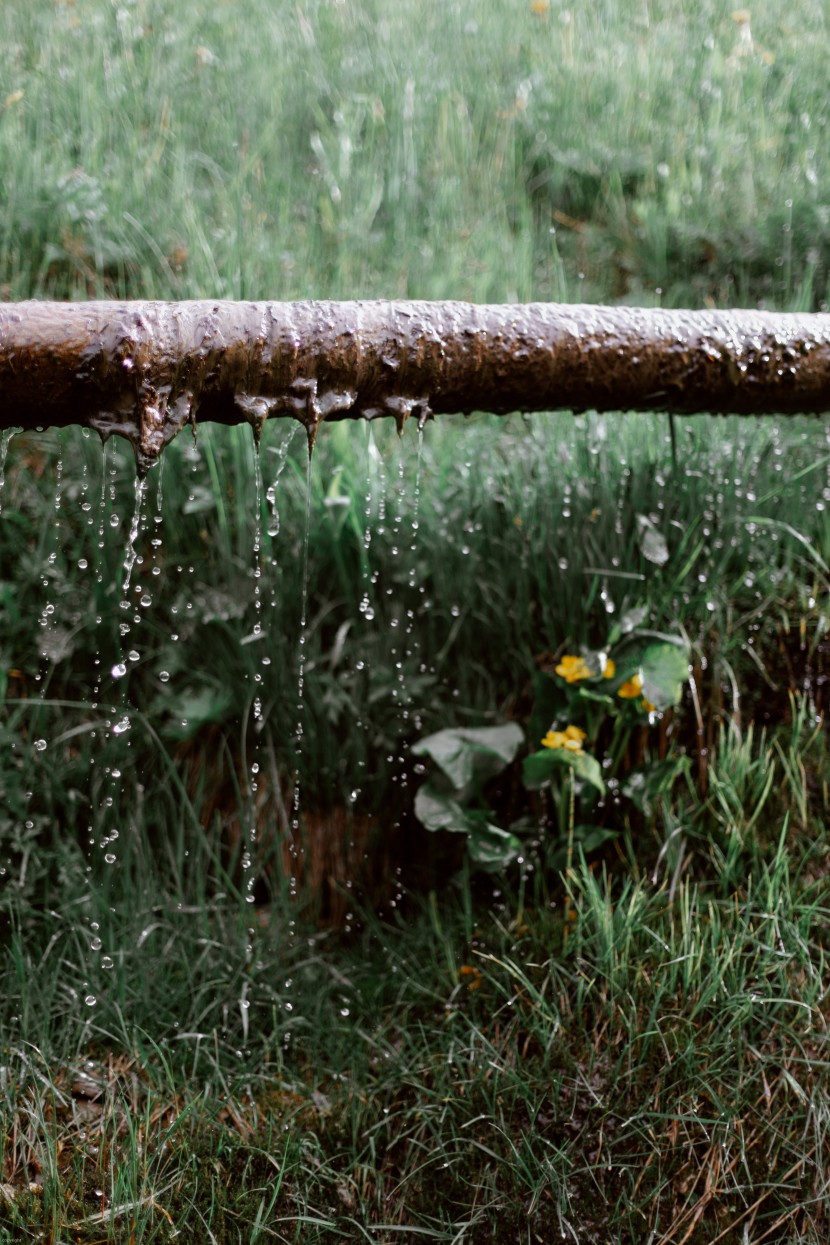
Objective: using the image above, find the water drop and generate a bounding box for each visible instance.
[111,662,127,679]
[33,739,47,752]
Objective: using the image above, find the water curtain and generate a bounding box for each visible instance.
[2,301,830,470]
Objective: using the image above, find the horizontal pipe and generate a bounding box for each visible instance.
[1,300,829,471]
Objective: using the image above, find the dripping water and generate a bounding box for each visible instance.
[90,439,111,710]
[82,451,150,1011]
[121,474,148,597]
[403,426,426,735]
[36,449,65,671]
[388,441,410,799]
[241,436,265,931]
[265,423,301,547]
[290,448,315,867]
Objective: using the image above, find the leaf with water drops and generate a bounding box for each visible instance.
[640,641,690,711]
[414,782,477,835]
[467,822,523,871]
[411,722,524,790]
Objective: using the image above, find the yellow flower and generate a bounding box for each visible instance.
[617,673,643,699]
[618,673,657,713]
[541,724,586,752]
[603,658,616,679]
[555,654,591,683]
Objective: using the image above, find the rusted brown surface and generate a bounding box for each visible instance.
[1,300,830,470]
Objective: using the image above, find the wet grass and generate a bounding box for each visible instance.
[3,410,830,1238]
[2,0,830,1239]
[1,712,829,1241]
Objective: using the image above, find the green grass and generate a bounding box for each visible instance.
[1,0,829,309]
[2,0,830,1239]
[1,716,828,1241]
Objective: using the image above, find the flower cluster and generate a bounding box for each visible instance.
[555,653,654,712]
[541,724,586,752]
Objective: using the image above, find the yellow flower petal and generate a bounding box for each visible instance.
[603,658,616,679]
[542,724,586,752]
[618,674,643,699]
[555,654,591,683]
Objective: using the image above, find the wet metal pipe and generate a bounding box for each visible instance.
[1,300,829,471]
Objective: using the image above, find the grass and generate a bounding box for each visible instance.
[2,0,830,1239]
[1,0,829,310]
[1,719,828,1241]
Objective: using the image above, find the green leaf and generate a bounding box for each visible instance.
[523,747,605,794]
[411,723,523,789]
[414,782,478,835]
[640,641,690,710]
[467,823,523,871]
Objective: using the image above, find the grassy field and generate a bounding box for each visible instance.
[1,0,830,1240]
